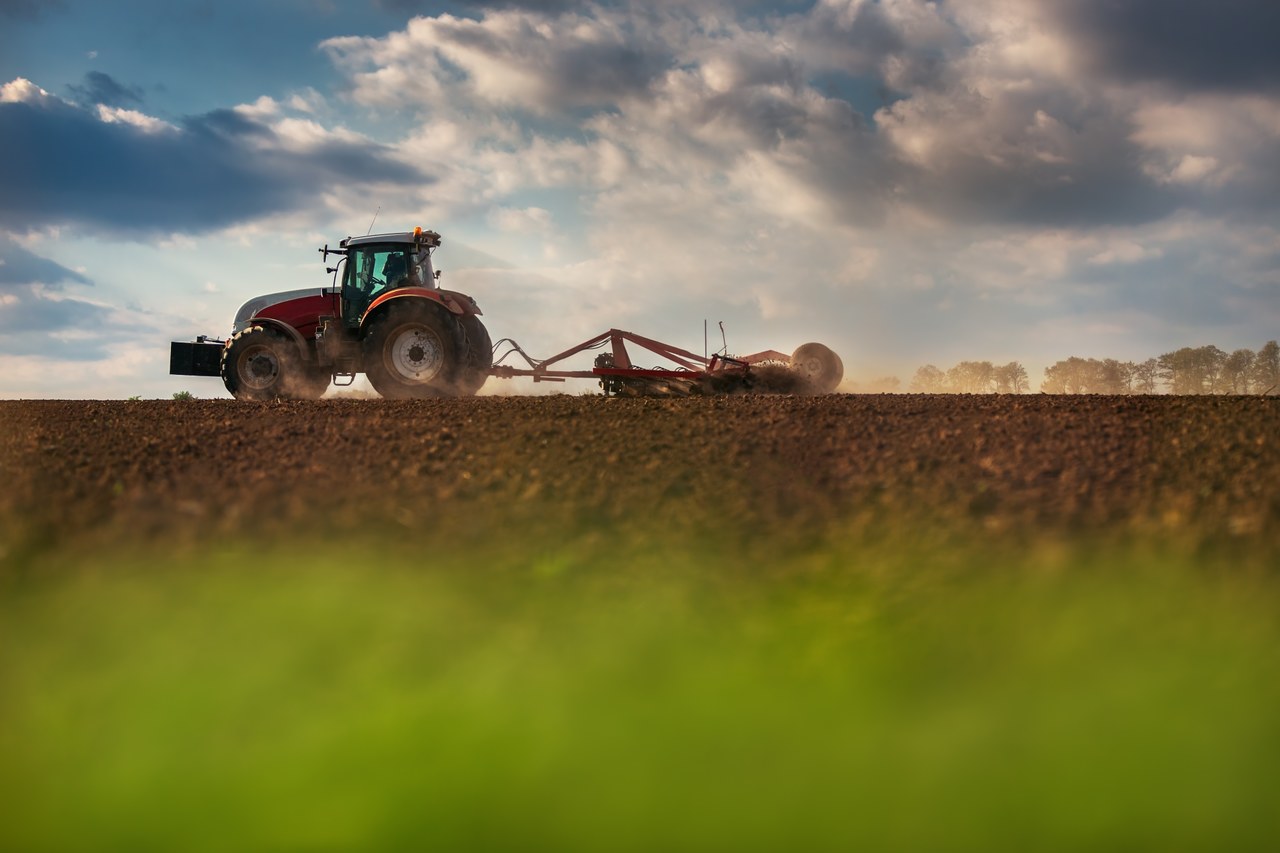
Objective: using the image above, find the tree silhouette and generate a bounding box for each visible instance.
[1132,359,1159,394]
[947,361,996,393]
[1158,346,1228,394]
[910,342,1274,395]
[1042,357,1099,393]
[1255,341,1279,393]
[1097,359,1130,394]
[993,362,1028,393]
[910,364,946,393]
[1223,349,1256,393]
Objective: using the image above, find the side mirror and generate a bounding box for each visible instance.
[433,270,443,280]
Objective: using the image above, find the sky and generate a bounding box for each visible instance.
[1,0,1278,398]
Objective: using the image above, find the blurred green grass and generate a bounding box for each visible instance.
[2,537,1279,851]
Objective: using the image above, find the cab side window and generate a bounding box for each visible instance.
[343,249,386,326]
[362,250,385,297]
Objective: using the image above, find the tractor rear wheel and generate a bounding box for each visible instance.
[456,314,493,396]
[362,301,461,399]
[222,326,321,401]
[789,342,844,394]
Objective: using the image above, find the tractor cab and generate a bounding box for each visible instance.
[337,228,441,328]
[172,223,493,400]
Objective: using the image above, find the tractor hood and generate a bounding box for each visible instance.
[233,289,327,333]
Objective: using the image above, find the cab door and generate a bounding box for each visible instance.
[342,245,405,327]
[342,247,379,328]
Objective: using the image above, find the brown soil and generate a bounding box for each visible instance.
[1,395,1277,569]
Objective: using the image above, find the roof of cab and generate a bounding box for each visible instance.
[342,231,416,248]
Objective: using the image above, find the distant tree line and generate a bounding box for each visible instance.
[905,341,1278,394]
[908,361,1029,393]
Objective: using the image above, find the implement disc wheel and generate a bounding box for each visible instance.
[789,343,844,394]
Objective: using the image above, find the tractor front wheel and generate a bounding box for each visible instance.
[222,326,324,400]
[362,301,461,399]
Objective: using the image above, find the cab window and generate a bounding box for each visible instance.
[349,248,403,296]
[343,245,410,324]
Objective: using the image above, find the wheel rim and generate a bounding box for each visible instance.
[789,343,843,393]
[797,355,825,379]
[238,344,279,390]
[388,325,445,382]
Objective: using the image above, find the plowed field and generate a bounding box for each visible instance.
[2,394,1279,851]
[2,394,1276,566]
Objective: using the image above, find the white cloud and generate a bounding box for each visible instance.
[95,104,175,134]
[325,10,663,115]
[0,77,53,104]
[234,95,281,119]
[1130,93,1280,188]
[287,89,326,114]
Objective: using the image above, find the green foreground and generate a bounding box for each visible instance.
[2,536,1278,851]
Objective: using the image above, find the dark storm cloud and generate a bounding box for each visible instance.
[0,288,130,360]
[791,0,962,90]
[800,0,905,70]
[0,240,91,290]
[0,97,426,234]
[0,287,107,336]
[908,151,1181,228]
[0,241,120,359]
[540,41,661,108]
[183,108,276,140]
[1055,0,1280,92]
[67,72,145,107]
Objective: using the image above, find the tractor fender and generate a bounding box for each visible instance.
[364,288,463,320]
[359,290,469,355]
[439,289,483,317]
[359,289,458,337]
[367,288,483,318]
[360,288,483,331]
[243,318,314,363]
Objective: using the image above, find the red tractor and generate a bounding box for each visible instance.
[172,226,846,399]
[170,228,492,399]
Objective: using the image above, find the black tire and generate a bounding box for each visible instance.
[789,342,844,394]
[362,301,462,399]
[221,326,323,401]
[456,314,493,396]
